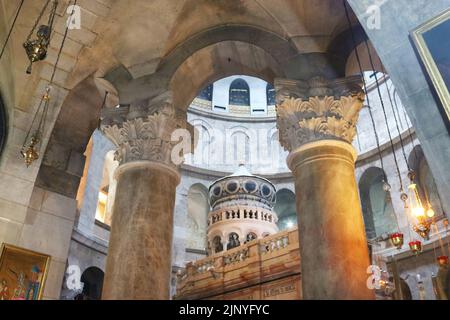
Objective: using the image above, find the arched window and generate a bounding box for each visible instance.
[359,167,398,239]
[0,95,7,156]
[266,83,276,105]
[227,232,240,250]
[229,78,250,106]
[197,84,213,101]
[274,189,297,230]
[245,232,257,243]
[212,236,223,254]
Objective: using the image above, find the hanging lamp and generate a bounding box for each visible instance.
[409,240,422,255]
[23,0,58,74]
[21,0,77,167]
[406,171,433,240]
[343,0,405,249]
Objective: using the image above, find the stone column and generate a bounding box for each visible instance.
[275,76,374,299]
[100,92,189,299]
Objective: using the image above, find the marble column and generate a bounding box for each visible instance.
[100,92,189,299]
[275,76,375,299]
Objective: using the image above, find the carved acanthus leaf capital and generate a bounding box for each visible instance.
[100,91,189,167]
[275,76,365,152]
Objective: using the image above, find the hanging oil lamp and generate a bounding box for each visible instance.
[407,182,432,240]
[20,86,52,167]
[23,0,58,74]
[409,240,422,255]
[390,232,404,250]
[437,255,449,266]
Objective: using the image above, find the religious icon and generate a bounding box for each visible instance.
[411,8,450,131]
[0,243,50,300]
[0,278,9,300]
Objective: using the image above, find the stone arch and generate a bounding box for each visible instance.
[408,145,444,217]
[226,232,241,250]
[244,231,258,243]
[186,183,210,251]
[345,40,384,76]
[274,189,297,231]
[211,235,224,254]
[76,267,104,300]
[170,40,285,112]
[358,167,398,239]
[35,76,118,198]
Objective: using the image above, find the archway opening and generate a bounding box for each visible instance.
[76,267,104,300]
[359,167,398,240]
[274,189,297,231]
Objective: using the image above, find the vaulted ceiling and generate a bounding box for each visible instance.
[0,0,362,197]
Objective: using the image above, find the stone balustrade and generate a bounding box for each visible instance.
[208,206,277,226]
[175,227,301,300]
[259,232,290,254]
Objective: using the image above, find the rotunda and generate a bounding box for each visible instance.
[207,164,278,255]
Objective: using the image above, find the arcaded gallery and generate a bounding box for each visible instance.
[0,0,449,302]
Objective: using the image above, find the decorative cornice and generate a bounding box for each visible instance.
[275,76,365,152]
[100,91,189,167]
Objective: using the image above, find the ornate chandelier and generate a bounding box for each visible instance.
[23,0,58,74]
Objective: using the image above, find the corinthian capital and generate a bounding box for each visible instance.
[275,76,365,152]
[100,91,188,167]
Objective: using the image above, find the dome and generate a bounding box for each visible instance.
[208,164,276,210]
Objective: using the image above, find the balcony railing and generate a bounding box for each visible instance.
[175,227,300,299]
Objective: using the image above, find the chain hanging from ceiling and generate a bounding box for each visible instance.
[21,0,78,167]
[23,0,59,74]
[343,0,405,252]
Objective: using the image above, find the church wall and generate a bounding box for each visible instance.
[348,0,450,219]
[0,0,113,301]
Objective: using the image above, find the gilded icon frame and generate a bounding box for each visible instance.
[411,8,450,129]
[0,243,51,300]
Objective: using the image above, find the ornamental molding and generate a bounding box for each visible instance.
[275,76,365,152]
[100,91,189,167]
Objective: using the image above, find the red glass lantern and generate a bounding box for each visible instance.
[409,240,422,255]
[390,233,404,249]
[437,255,449,266]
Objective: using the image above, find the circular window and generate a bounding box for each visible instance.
[244,180,257,193]
[261,184,272,197]
[226,180,239,194]
[212,185,222,197]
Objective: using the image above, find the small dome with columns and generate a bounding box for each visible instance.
[207,164,279,255]
[209,164,276,211]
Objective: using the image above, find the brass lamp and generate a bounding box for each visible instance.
[409,240,422,255]
[23,0,58,74]
[390,232,404,250]
[437,255,449,266]
[21,135,40,167]
[20,86,51,167]
[407,183,432,240]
